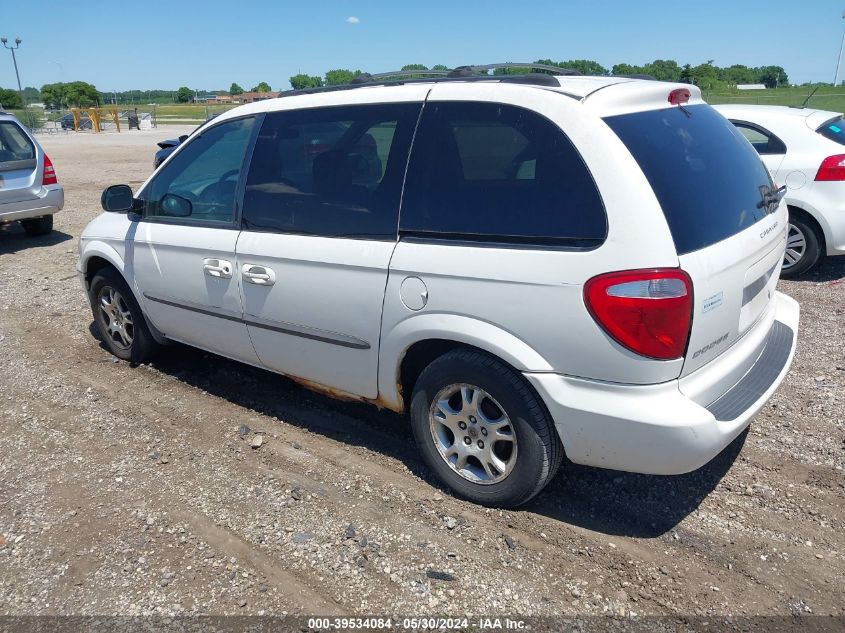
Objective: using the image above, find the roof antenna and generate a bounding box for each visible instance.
[800,86,819,108]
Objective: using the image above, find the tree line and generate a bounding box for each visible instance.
[289,60,790,90]
[0,58,809,111]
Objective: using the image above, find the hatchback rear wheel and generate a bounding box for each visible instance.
[410,348,562,507]
[781,214,822,278]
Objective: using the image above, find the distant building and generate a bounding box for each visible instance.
[239,91,281,103]
[736,84,767,90]
[193,94,218,103]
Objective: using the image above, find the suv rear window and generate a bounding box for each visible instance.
[604,105,773,255]
[0,121,35,168]
[816,116,845,146]
[400,101,606,245]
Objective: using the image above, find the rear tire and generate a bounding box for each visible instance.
[409,348,563,508]
[21,215,53,236]
[89,268,158,363]
[781,214,822,278]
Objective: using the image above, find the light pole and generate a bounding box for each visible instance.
[1,37,24,107]
[834,11,845,86]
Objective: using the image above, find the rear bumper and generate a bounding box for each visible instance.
[525,291,799,475]
[0,186,64,223]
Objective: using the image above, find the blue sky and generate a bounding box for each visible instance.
[1,0,844,92]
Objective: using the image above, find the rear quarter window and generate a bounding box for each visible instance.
[400,101,607,246]
[817,116,845,146]
[604,105,774,255]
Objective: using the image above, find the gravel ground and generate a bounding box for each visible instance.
[0,128,843,619]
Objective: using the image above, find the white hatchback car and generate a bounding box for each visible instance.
[714,104,845,277]
[0,111,64,236]
[78,68,799,507]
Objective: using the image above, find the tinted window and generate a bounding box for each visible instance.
[400,102,606,245]
[605,105,773,255]
[732,121,786,155]
[242,103,422,239]
[817,116,845,146]
[145,117,255,224]
[0,121,35,163]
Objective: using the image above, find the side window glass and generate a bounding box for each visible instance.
[242,103,421,239]
[400,101,606,244]
[0,121,36,165]
[733,122,784,155]
[145,117,255,224]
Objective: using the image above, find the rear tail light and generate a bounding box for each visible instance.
[42,154,58,185]
[814,154,845,181]
[584,269,693,360]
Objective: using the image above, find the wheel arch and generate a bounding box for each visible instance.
[378,314,554,413]
[787,203,827,252]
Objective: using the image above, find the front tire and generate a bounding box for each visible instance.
[21,215,53,236]
[89,268,158,363]
[410,348,563,508]
[781,214,822,278]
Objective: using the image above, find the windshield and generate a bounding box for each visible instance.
[604,104,773,255]
[816,116,845,146]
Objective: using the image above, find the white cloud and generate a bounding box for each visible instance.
[346,16,360,24]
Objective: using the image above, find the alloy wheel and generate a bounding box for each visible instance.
[98,286,134,350]
[428,384,517,485]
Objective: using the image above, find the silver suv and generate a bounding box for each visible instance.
[0,111,64,236]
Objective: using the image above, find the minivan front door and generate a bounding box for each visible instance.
[236,98,424,398]
[130,116,260,365]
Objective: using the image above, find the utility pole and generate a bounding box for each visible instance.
[1,37,24,107]
[834,10,845,86]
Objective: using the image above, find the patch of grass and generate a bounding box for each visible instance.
[704,86,845,113]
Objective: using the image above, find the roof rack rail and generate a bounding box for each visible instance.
[277,62,595,99]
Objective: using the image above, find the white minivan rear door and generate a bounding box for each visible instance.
[605,104,788,378]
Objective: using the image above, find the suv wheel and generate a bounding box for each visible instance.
[781,214,822,278]
[89,268,158,363]
[410,348,562,507]
[21,215,53,236]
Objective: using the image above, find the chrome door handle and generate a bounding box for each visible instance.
[242,264,276,286]
[203,258,233,279]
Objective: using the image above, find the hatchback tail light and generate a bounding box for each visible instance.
[584,269,693,360]
[42,154,58,185]
[814,154,845,181]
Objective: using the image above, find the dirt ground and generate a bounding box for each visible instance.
[0,127,843,620]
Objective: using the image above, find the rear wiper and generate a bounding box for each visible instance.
[757,184,787,210]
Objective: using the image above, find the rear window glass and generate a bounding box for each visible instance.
[0,121,35,163]
[817,116,845,146]
[604,105,774,255]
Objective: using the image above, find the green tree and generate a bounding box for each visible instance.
[720,64,756,85]
[41,81,100,108]
[755,66,788,88]
[431,64,449,71]
[642,59,681,81]
[324,69,360,86]
[252,81,271,93]
[555,59,608,76]
[22,86,40,103]
[175,86,193,103]
[229,82,244,95]
[289,74,323,90]
[0,87,23,109]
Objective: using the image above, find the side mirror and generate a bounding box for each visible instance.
[160,193,193,217]
[101,184,134,213]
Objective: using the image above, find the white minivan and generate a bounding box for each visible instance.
[78,68,799,507]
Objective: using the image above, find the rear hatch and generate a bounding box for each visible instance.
[0,119,39,204]
[604,103,786,377]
